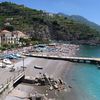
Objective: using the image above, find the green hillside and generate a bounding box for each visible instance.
[57,13,100,32]
[70,15,100,32]
[0,2,100,45]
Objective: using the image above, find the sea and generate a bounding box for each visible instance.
[64,45,100,100]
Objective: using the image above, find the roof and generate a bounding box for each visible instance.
[1,30,10,33]
[13,31,24,34]
[13,31,27,37]
[0,30,11,35]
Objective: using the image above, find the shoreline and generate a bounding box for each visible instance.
[25,58,77,100]
[5,45,79,100]
[24,57,78,100]
[11,57,77,100]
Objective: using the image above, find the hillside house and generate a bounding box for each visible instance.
[0,30,28,46]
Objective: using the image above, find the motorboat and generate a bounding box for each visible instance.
[14,53,22,58]
[11,53,22,58]
[5,54,18,59]
[0,62,5,67]
[98,66,100,69]
[9,67,15,72]
[3,59,12,64]
[34,66,43,69]
[0,62,6,68]
[6,64,14,68]
[0,62,3,67]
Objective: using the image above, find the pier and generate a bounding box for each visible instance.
[26,54,100,65]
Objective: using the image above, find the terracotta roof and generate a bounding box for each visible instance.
[1,30,11,33]
[13,31,24,34]
[0,30,11,35]
[13,31,26,36]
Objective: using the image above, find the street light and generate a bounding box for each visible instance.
[22,57,25,71]
[2,59,3,68]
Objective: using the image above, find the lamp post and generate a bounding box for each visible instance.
[22,57,24,71]
[2,59,3,68]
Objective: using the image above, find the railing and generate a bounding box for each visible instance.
[0,70,25,94]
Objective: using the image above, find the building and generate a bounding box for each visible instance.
[12,31,28,44]
[0,30,12,45]
[0,30,28,46]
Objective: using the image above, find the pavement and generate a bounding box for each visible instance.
[0,57,35,86]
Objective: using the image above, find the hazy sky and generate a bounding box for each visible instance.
[0,0,100,25]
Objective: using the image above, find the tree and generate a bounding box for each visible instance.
[19,38,31,46]
[4,25,15,32]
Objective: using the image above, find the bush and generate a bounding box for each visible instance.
[0,46,6,51]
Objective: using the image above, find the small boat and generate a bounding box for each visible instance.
[12,53,22,58]
[9,68,15,72]
[6,64,14,68]
[34,66,43,69]
[0,62,3,67]
[0,62,6,68]
[5,54,17,59]
[98,66,100,69]
[3,59,12,64]
[53,84,58,89]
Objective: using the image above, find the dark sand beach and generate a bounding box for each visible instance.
[24,57,78,100]
[5,44,79,100]
[5,57,78,100]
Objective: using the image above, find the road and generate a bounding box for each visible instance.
[0,57,34,86]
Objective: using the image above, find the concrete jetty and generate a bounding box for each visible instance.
[26,53,100,64]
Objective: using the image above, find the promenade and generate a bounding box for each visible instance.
[0,57,33,86]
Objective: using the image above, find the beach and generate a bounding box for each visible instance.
[24,57,78,100]
[5,43,79,100]
[4,57,77,100]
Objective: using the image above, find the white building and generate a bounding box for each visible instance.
[0,30,28,46]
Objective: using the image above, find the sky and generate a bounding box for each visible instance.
[0,0,100,25]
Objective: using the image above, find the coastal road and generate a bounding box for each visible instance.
[0,57,35,86]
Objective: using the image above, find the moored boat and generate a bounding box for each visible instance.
[3,59,12,64]
[34,66,43,69]
[98,65,100,69]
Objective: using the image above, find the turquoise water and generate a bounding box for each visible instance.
[77,45,100,57]
[65,45,100,100]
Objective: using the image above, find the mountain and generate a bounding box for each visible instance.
[0,2,100,45]
[70,15,100,32]
[57,13,100,32]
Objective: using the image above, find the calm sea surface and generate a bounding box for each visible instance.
[65,45,100,100]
